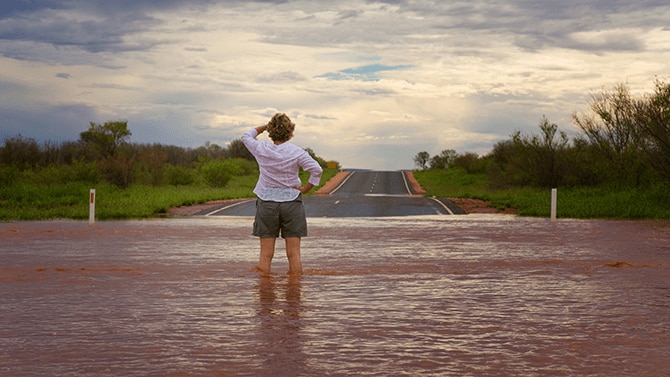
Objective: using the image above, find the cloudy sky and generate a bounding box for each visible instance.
[1,0,668,170]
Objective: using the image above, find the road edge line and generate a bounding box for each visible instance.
[328,171,356,195]
[204,199,255,216]
[429,197,454,215]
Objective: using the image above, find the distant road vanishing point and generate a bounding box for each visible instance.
[198,170,465,217]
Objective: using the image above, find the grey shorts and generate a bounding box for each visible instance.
[253,195,307,238]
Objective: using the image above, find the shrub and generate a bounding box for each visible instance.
[165,165,195,186]
[0,165,20,187]
[70,160,100,183]
[98,154,135,188]
[228,158,258,175]
[201,160,240,187]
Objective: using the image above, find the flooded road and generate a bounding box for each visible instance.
[2,215,669,376]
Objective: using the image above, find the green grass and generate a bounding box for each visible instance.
[413,168,670,219]
[6,166,667,220]
[0,168,338,221]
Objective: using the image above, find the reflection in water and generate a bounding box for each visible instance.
[1,216,669,376]
[255,274,305,376]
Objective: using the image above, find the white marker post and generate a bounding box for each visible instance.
[550,188,557,222]
[89,189,96,224]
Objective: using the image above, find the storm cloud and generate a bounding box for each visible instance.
[1,0,668,169]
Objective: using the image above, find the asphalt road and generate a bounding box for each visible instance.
[200,170,465,217]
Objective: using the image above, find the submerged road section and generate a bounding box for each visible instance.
[201,170,464,217]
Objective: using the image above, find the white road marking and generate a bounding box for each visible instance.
[364,194,412,197]
[429,197,454,215]
[204,199,255,216]
[329,171,356,195]
[400,171,413,195]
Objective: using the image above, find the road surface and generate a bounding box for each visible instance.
[200,170,465,217]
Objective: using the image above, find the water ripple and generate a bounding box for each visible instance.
[1,216,669,376]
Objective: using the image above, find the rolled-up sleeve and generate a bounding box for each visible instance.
[241,128,259,152]
[243,126,323,200]
[300,152,323,187]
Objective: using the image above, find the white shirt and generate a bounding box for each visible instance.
[242,128,323,202]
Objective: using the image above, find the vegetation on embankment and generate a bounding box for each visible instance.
[413,168,670,219]
[0,168,338,221]
[411,79,670,220]
[1,120,339,221]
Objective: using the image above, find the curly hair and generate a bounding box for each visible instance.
[267,113,295,142]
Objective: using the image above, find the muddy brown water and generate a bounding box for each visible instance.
[1,215,669,376]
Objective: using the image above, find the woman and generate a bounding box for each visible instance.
[241,113,323,274]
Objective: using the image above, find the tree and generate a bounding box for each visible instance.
[511,116,570,187]
[572,83,647,185]
[0,135,41,168]
[136,144,168,186]
[97,144,136,188]
[487,139,524,188]
[429,149,457,169]
[453,152,484,173]
[79,121,134,187]
[227,139,255,161]
[413,151,430,170]
[635,79,670,182]
[489,116,571,188]
[304,147,328,168]
[79,120,132,159]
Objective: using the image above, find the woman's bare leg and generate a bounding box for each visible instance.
[255,237,276,274]
[285,237,302,274]
[286,237,302,274]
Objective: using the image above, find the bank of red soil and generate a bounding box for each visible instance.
[167,199,243,217]
[404,171,427,196]
[402,171,515,214]
[313,171,351,195]
[447,197,517,215]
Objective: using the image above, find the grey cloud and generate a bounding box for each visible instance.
[303,113,336,121]
[516,30,646,54]
[4,0,661,60]
[337,9,364,20]
[0,0,213,60]
[0,102,98,142]
[0,0,297,62]
[562,31,646,52]
[0,12,163,54]
[1,0,668,169]
[256,71,307,84]
[0,0,289,19]
[409,1,665,54]
[88,83,137,91]
[0,0,64,18]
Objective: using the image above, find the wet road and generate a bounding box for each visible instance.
[201,171,464,217]
[2,216,669,376]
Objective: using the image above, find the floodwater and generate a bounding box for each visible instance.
[1,215,669,376]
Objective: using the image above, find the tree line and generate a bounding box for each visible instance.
[414,79,670,189]
[1,121,336,188]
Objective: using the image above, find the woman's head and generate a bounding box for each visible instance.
[267,113,295,142]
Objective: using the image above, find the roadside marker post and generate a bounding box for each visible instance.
[89,189,96,224]
[551,188,557,222]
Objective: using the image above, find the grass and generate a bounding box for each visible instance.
[4,167,668,220]
[413,168,670,220]
[0,168,338,221]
